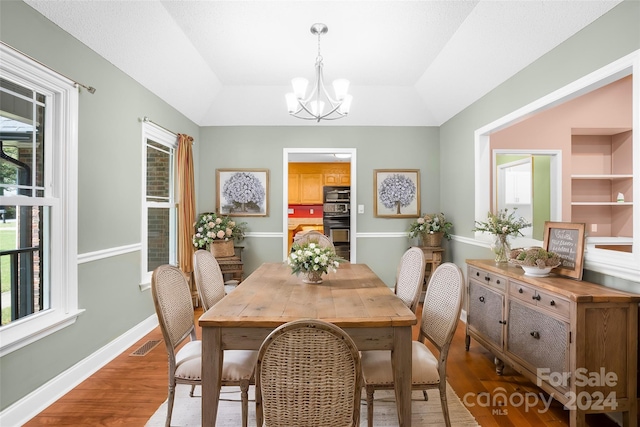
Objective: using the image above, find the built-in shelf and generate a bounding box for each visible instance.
[571,129,633,239]
[571,174,633,179]
[571,202,633,206]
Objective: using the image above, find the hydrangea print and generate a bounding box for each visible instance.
[378,174,416,214]
[222,172,266,212]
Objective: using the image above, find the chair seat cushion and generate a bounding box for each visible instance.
[174,341,257,381]
[361,341,440,385]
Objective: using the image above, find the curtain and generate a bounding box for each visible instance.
[177,133,195,274]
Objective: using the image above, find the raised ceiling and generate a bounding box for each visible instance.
[24,0,622,127]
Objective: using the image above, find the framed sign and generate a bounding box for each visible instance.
[374,169,420,218]
[216,169,269,216]
[543,221,586,280]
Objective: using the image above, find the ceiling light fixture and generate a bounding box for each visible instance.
[286,23,352,122]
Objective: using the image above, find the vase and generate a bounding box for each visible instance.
[491,234,511,264]
[210,240,235,258]
[302,270,324,284]
[421,232,443,247]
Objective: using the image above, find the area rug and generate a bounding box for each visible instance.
[145,383,479,426]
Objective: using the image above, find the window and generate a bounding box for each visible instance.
[141,123,177,287]
[0,44,80,356]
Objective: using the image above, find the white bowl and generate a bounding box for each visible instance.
[519,264,558,277]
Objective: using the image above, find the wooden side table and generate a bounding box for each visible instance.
[215,246,244,284]
[418,246,444,301]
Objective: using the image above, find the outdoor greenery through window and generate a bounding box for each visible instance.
[0,43,78,355]
[0,78,48,326]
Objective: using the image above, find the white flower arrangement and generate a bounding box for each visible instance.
[192,212,246,249]
[287,241,344,276]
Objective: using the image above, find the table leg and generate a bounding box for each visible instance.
[202,327,222,427]
[392,326,412,427]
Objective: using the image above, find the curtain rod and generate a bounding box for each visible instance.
[140,116,178,137]
[1,41,96,94]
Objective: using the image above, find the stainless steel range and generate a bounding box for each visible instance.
[323,186,350,261]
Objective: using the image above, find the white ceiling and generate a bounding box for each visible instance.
[24,0,621,127]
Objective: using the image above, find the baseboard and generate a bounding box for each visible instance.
[0,314,159,427]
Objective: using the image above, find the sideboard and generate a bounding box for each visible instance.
[465,259,639,427]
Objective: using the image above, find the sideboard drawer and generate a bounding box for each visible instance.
[510,279,570,319]
[468,266,506,291]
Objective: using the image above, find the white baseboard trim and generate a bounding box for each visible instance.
[0,314,159,427]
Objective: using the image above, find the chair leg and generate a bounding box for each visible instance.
[165,383,176,427]
[240,380,250,427]
[189,384,195,397]
[423,389,429,401]
[439,381,451,427]
[366,385,375,427]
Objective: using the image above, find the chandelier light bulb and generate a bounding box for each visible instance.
[333,79,350,101]
[285,93,298,113]
[310,100,325,116]
[285,23,351,122]
[338,94,353,114]
[292,78,308,99]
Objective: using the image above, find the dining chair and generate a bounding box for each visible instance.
[360,262,464,427]
[394,247,426,314]
[255,319,362,427]
[193,249,226,311]
[293,229,335,250]
[151,264,257,427]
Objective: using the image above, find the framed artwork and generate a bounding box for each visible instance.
[216,169,269,216]
[543,221,586,280]
[373,169,420,218]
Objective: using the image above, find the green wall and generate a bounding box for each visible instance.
[440,0,640,292]
[0,0,200,410]
[197,126,440,285]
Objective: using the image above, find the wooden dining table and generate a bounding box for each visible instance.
[199,262,417,426]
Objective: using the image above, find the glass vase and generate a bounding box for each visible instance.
[491,234,511,264]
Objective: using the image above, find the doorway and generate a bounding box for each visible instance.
[282,148,357,262]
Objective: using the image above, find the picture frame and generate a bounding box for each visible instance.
[373,169,420,218]
[216,168,269,217]
[542,221,586,280]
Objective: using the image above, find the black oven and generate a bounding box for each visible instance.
[323,186,351,260]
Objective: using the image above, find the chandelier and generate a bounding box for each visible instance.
[286,23,352,122]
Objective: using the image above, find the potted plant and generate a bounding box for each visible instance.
[509,247,561,277]
[408,212,453,247]
[472,208,531,263]
[192,212,247,257]
[287,241,345,284]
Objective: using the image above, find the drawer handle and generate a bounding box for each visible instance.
[532,294,541,301]
[496,279,501,285]
[550,300,556,306]
[484,276,490,282]
[518,288,523,294]
[479,296,485,303]
[498,320,507,325]
[530,331,540,339]
[476,272,480,277]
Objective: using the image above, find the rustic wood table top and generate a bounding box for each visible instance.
[199,262,417,427]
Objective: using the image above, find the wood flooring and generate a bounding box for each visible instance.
[24,306,622,427]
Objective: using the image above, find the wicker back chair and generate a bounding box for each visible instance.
[193,249,226,311]
[360,262,464,427]
[293,230,335,250]
[151,264,257,427]
[255,319,361,427]
[394,247,426,314]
